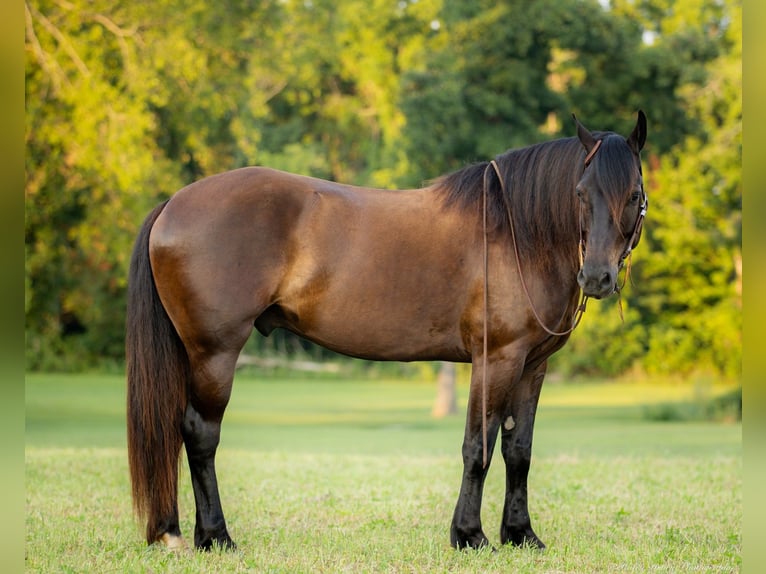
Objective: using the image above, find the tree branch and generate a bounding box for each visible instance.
[26,0,90,79]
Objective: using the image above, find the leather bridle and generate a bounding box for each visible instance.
[618,186,648,269]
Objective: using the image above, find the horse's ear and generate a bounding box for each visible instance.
[572,113,597,152]
[627,109,647,153]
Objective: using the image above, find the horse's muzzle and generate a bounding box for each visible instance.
[577,265,617,299]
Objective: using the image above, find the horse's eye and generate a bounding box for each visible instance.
[631,191,641,203]
[576,187,584,199]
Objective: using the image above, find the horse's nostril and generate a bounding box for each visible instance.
[577,266,615,298]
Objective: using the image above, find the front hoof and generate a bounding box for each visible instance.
[195,532,237,552]
[450,526,491,550]
[501,526,546,550]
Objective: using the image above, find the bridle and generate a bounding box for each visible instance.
[583,137,648,269]
[478,140,646,467]
[484,160,589,339]
[618,183,648,269]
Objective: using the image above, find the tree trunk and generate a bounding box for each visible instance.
[432,361,457,418]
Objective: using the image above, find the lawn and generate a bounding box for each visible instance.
[25,372,741,572]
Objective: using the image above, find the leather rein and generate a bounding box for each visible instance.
[478,140,645,467]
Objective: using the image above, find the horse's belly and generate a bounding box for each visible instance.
[256,286,470,363]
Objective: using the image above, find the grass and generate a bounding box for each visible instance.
[25,372,741,572]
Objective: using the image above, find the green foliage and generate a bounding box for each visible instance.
[551,0,741,381]
[25,0,741,380]
[628,1,741,380]
[25,0,182,370]
[548,295,648,378]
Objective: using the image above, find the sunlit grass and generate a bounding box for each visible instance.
[25,373,741,572]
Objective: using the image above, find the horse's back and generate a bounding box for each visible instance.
[149,167,381,291]
[148,166,478,362]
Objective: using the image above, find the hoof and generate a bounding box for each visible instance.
[159,533,190,551]
[450,526,491,550]
[501,526,546,550]
[196,532,237,552]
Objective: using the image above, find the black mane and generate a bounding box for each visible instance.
[435,133,640,269]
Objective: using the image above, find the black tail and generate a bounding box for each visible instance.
[126,201,189,544]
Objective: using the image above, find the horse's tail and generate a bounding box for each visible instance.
[126,200,189,544]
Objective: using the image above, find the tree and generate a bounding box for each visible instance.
[432,362,458,418]
[25,0,177,367]
[553,0,741,380]
[25,0,282,368]
[24,0,741,381]
[633,0,741,379]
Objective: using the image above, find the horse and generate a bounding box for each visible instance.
[126,111,647,551]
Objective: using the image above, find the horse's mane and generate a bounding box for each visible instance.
[434,133,640,270]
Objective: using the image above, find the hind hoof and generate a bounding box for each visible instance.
[159,533,190,551]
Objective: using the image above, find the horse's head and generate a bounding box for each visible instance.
[573,111,647,299]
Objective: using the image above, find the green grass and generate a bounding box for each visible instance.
[26,373,741,572]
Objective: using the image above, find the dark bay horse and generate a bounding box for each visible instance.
[127,112,647,551]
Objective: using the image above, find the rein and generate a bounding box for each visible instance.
[486,160,590,338]
[478,156,592,469]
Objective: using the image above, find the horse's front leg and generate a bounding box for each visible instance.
[499,362,547,549]
[450,416,500,549]
[450,352,519,549]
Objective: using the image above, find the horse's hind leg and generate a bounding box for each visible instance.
[182,347,242,550]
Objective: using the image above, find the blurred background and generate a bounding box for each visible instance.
[25,0,741,394]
